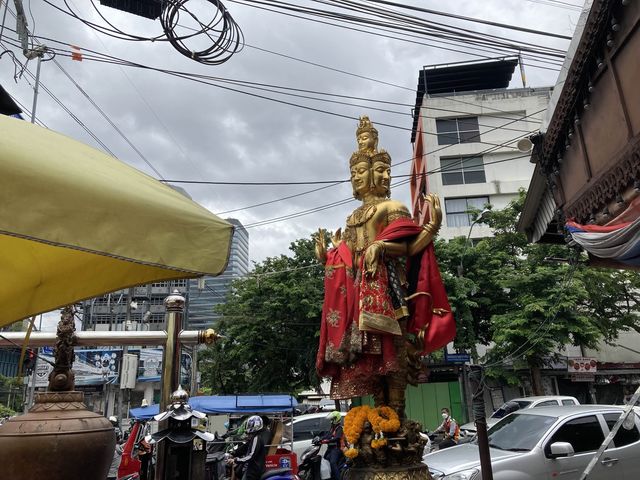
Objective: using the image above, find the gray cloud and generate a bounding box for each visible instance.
[1,0,581,263]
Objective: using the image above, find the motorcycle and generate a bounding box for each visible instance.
[297,438,322,480]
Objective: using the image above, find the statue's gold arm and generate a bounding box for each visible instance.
[364,194,441,275]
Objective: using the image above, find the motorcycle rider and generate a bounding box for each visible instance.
[434,407,459,449]
[321,411,344,480]
[230,415,267,480]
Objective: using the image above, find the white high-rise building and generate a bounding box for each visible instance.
[409,58,552,240]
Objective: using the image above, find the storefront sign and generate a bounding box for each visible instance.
[567,357,597,373]
[571,373,596,382]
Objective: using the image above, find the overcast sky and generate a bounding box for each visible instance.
[1,0,584,267]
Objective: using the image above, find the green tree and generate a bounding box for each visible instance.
[434,191,640,393]
[199,237,325,394]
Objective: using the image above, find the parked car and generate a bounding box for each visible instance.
[424,405,640,480]
[459,395,580,436]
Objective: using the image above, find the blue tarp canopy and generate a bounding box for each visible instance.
[129,394,298,420]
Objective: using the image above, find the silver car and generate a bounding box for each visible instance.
[459,396,580,436]
[424,405,640,479]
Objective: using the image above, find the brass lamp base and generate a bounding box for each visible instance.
[0,391,115,480]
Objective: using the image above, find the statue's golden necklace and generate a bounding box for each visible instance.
[344,198,385,256]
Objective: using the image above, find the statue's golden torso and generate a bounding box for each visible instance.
[343,198,411,268]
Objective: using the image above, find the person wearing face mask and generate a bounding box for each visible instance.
[434,407,459,449]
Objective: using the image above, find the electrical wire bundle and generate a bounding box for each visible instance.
[229,0,570,71]
[160,0,244,65]
[45,0,243,65]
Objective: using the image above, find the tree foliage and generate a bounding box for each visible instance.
[199,192,640,395]
[198,237,325,394]
[434,191,640,388]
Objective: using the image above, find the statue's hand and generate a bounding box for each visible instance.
[423,193,442,231]
[315,228,328,264]
[331,228,342,248]
[364,241,385,277]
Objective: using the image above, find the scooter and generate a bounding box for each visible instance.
[298,436,348,480]
[297,439,322,480]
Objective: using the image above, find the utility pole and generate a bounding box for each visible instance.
[459,211,493,480]
[469,366,493,480]
[117,288,134,425]
[13,0,47,123]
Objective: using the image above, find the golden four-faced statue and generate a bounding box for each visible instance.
[315,117,454,474]
[316,116,455,474]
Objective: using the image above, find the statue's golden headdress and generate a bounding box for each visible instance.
[356,115,378,139]
[350,115,391,167]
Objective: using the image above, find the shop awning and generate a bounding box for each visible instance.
[0,116,233,326]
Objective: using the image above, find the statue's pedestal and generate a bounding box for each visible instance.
[345,463,433,480]
[0,391,115,480]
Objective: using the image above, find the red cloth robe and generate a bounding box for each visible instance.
[316,218,455,398]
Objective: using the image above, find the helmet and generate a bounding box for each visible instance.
[109,416,118,425]
[326,411,342,424]
[245,415,264,434]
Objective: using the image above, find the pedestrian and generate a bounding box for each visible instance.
[107,437,124,480]
[434,407,459,449]
[321,411,345,480]
[229,415,267,480]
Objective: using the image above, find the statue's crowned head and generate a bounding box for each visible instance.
[349,116,392,199]
[356,115,379,154]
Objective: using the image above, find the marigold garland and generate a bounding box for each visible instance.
[342,405,400,454]
[343,405,371,445]
[344,447,359,458]
[367,406,400,434]
[371,437,388,449]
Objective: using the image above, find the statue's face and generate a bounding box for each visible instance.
[357,131,377,153]
[372,160,391,197]
[350,161,371,198]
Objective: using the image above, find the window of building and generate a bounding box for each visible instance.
[436,117,480,145]
[441,156,486,185]
[444,197,489,228]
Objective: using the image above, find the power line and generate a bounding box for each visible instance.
[230,0,567,60]
[51,57,165,179]
[10,27,547,127]
[0,39,118,156]
[361,0,572,40]
[216,108,545,216]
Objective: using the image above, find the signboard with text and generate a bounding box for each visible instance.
[567,357,597,373]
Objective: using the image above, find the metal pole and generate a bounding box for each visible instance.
[156,290,186,480]
[117,288,134,427]
[469,366,493,480]
[0,329,217,347]
[191,346,199,396]
[160,290,185,412]
[30,52,43,124]
[0,0,9,43]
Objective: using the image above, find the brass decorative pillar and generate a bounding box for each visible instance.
[156,289,186,480]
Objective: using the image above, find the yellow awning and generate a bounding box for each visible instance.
[0,115,233,326]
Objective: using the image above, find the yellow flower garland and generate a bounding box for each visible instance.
[367,406,401,434]
[342,405,400,455]
[344,405,371,444]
